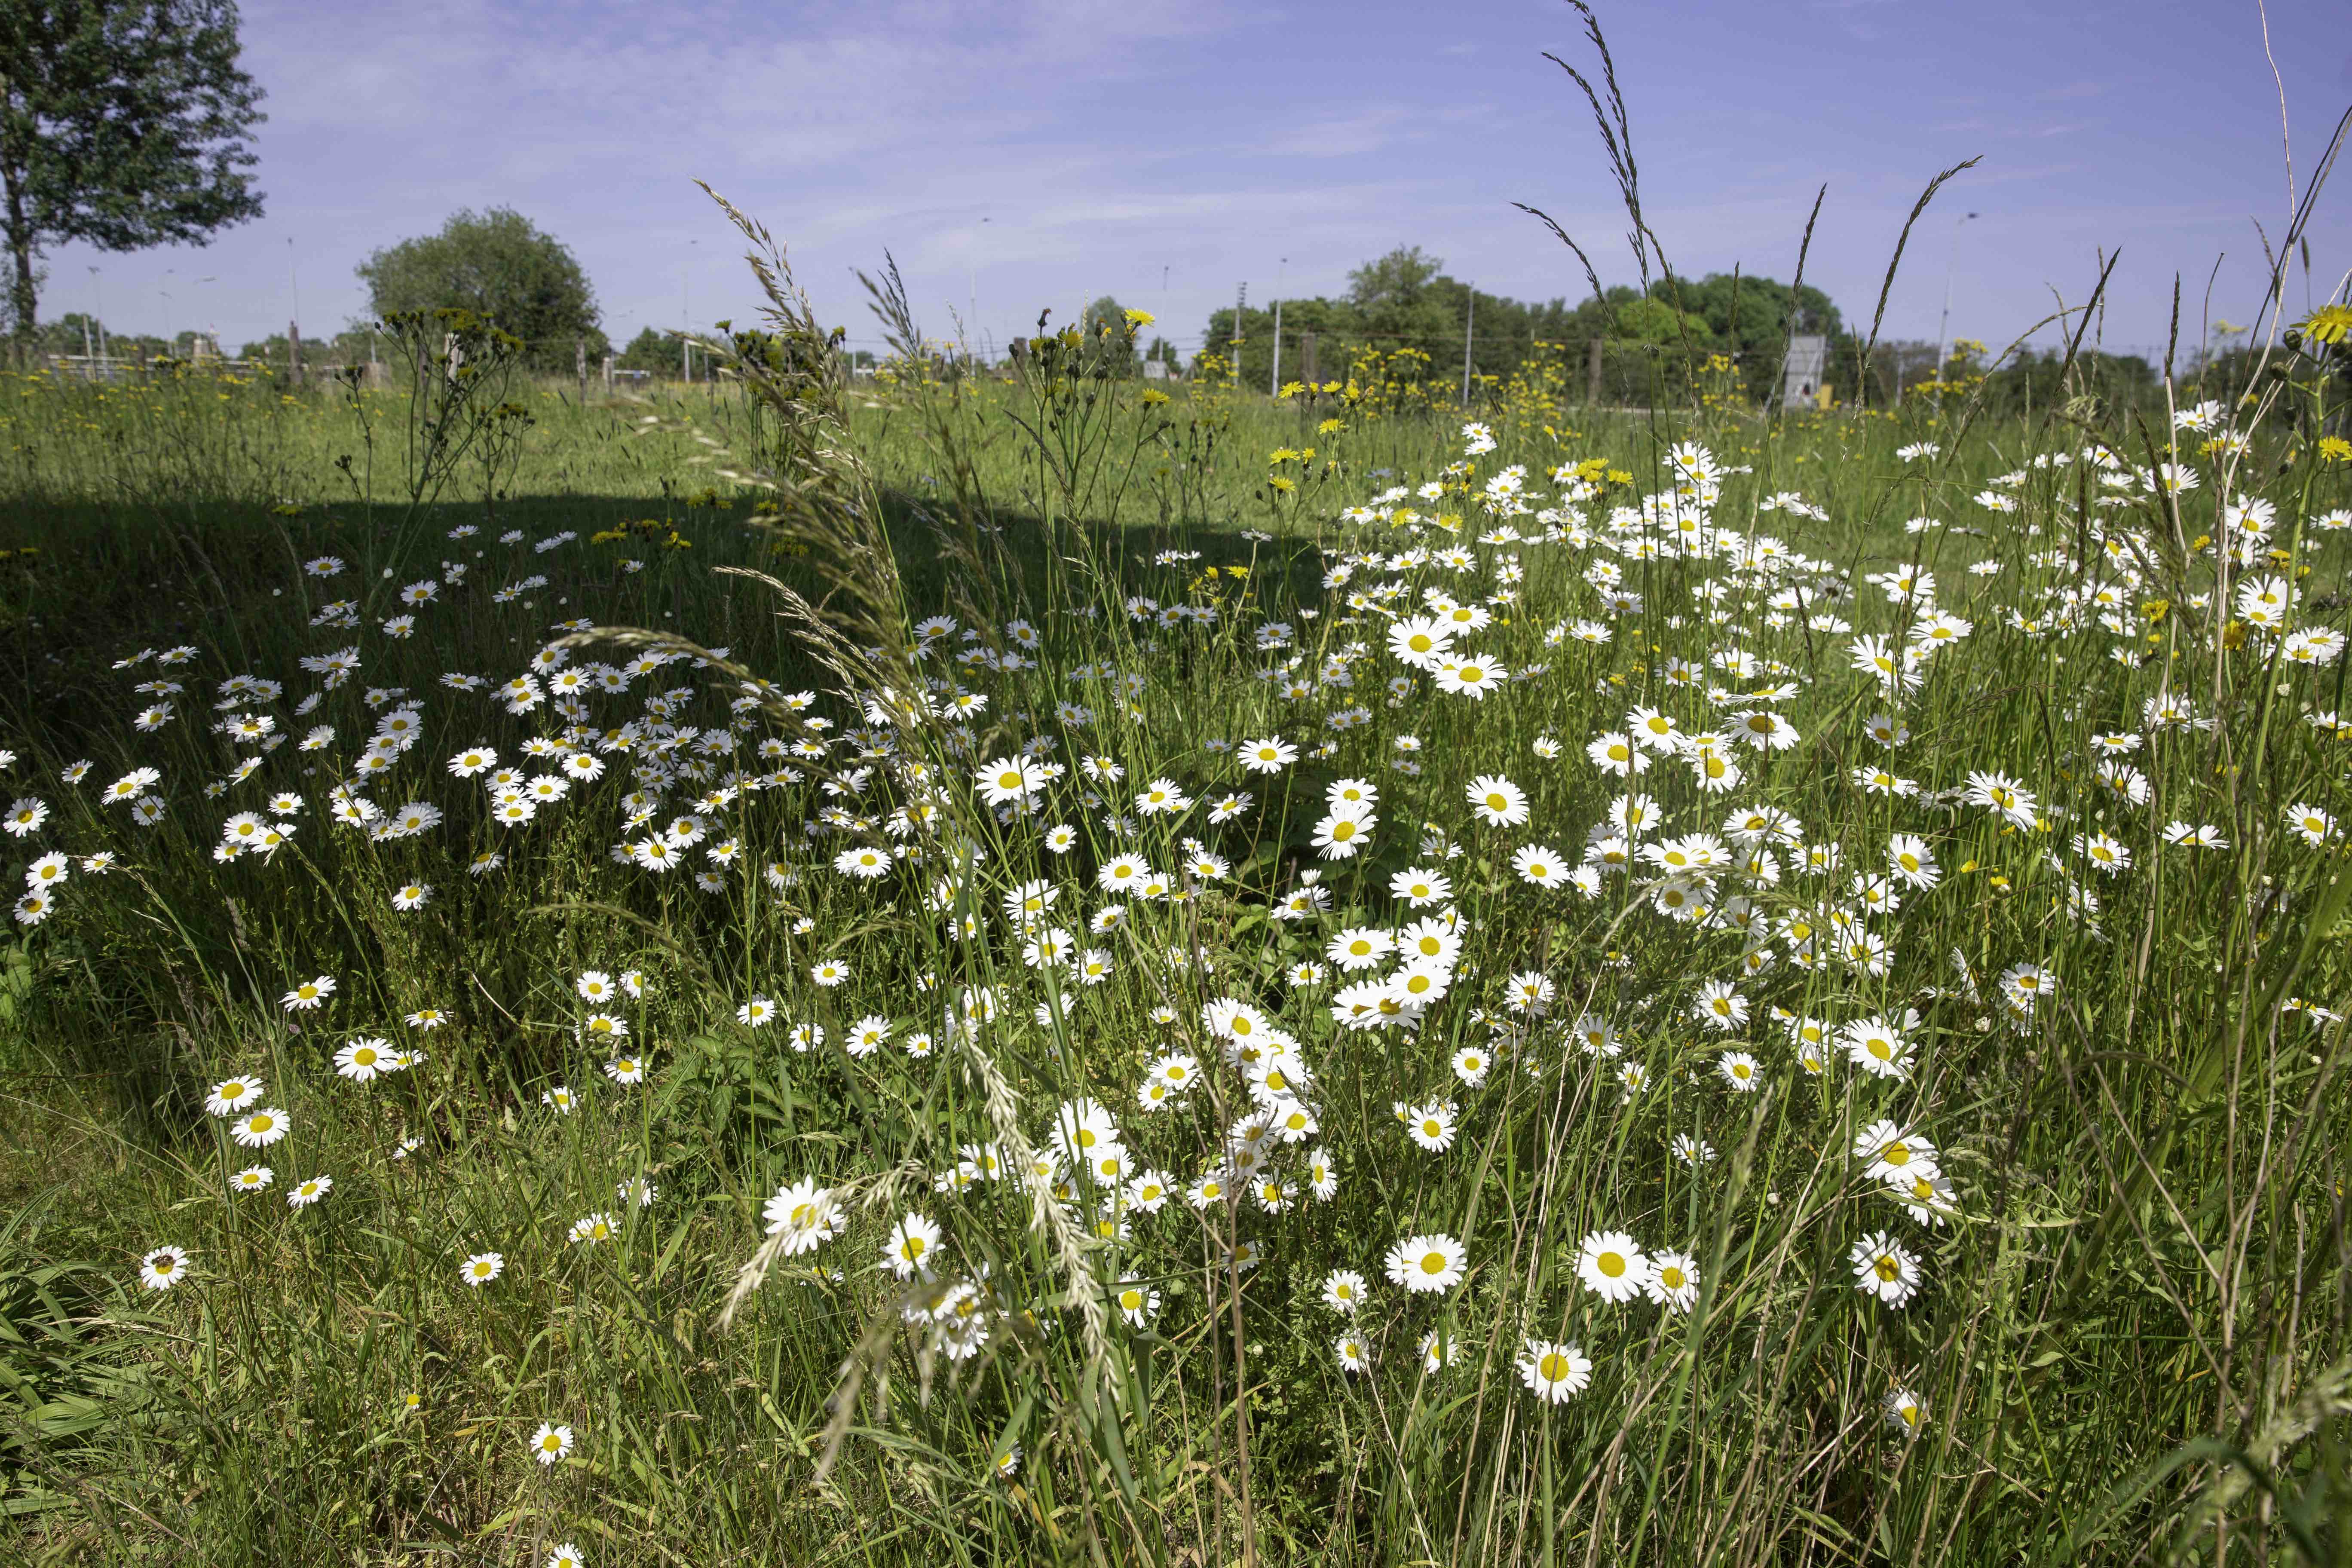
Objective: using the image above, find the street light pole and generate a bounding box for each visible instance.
[1932,212,1979,387]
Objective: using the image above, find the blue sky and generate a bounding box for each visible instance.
[43,0,2352,363]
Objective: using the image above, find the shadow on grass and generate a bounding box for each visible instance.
[0,487,1325,755]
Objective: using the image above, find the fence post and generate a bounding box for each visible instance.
[1587,337,1604,405]
[576,338,587,401]
[603,354,613,396]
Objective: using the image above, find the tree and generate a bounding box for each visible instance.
[614,325,674,375]
[1346,246,1445,312]
[355,208,608,373]
[1660,272,1842,350]
[1080,294,1137,375]
[0,0,266,350]
[236,324,373,368]
[1192,244,1852,405]
[1611,295,1713,347]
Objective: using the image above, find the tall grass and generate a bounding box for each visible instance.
[3,166,2352,1568]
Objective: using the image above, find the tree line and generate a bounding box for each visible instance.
[1192,246,1844,398]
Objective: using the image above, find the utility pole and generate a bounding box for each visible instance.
[968,215,988,365]
[1269,257,1287,396]
[1233,282,1246,386]
[1269,299,1284,395]
[1461,282,1476,405]
[1932,212,1979,388]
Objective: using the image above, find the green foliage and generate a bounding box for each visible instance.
[355,207,610,373]
[1203,246,1606,393]
[1202,246,1850,407]
[1658,269,1843,348]
[1607,294,1712,346]
[1078,295,1139,375]
[0,0,265,341]
[614,324,678,375]
[232,325,378,369]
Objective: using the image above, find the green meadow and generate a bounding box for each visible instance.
[0,246,2349,1568]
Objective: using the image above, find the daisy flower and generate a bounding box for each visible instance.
[1851,1231,1921,1307]
[1839,1015,1914,1079]
[1885,1387,1927,1433]
[334,1038,388,1081]
[139,1245,191,1291]
[1467,774,1530,827]
[1717,1051,1763,1091]
[1511,843,1566,887]
[230,1107,290,1148]
[204,1077,265,1117]
[1383,1232,1467,1293]
[1646,1250,1700,1311]
[885,1212,942,1279]
[1517,1339,1593,1403]
[763,1179,842,1254]
[281,975,336,1011]
[1575,1231,1648,1302]
[1405,1102,1457,1153]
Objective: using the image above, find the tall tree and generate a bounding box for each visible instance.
[1079,294,1137,374]
[613,325,674,375]
[356,207,609,372]
[0,0,265,348]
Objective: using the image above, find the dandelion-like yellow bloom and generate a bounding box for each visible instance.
[2295,303,2352,345]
